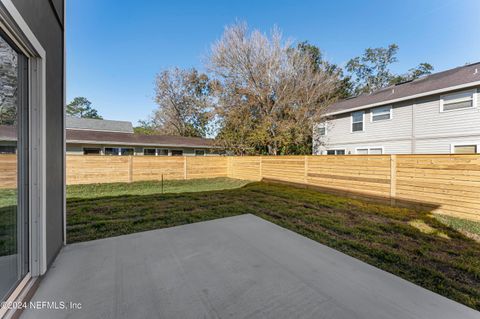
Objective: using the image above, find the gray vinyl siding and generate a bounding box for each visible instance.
[13,0,65,267]
[314,86,480,155]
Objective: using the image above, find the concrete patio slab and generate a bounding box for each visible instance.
[21,214,479,319]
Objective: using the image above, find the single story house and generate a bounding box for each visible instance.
[0,116,223,156]
[313,62,480,155]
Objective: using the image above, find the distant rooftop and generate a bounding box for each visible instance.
[326,62,480,116]
[66,116,134,133]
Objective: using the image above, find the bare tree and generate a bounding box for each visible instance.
[153,68,213,137]
[208,22,339,155]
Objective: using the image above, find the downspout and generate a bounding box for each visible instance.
[411,100,416,154]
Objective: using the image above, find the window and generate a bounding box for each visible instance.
[356,148,368,155]
[369,148,383,155]
[104,147,120,156]
[453,145,477,154]
[0,145,16,154]
[195,150,206,156]
[371,106,392,122]
[0,32,29,303]
[144,148,156,156]
[171,150,183,156]
[120,148,134,156]
[157,149,168,156]
[326,149,345,155]
[317,123,326,136]
[351,111,364,132]
[83,148,101,155]
[440,90,476,112]
[356,147,384,155]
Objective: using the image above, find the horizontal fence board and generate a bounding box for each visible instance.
[3,153,480,221]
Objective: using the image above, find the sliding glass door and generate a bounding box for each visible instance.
[0,31,29,302]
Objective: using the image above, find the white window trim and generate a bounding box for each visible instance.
[450,142,480,154]
[355,146,385,155]
[317,123,327,136]
[351,111,365,133]
[370,105,392,122]
[325,149,346,155]
[440,89,477,113]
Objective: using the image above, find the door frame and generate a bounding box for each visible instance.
[0,0,47,316]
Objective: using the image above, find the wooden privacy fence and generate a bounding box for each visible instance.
[1,154,480,221]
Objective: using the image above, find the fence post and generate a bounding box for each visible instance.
[304,155,308,184]
[184,156,187,180]
[259,156,263,180]
[227,156,232,178]
[390,155,397,205]
[128,156,133,183]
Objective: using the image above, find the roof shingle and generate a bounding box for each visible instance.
[327,62,480,115]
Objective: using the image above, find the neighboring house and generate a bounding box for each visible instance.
[0,0,64,316]
[313,62,480,155]
[0,116,222,156]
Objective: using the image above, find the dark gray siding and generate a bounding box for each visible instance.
[12,0,64,266]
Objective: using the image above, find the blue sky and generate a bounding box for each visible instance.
[67,0,480,125]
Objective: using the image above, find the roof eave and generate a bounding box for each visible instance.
[66,139,221,149]
[324,80,480,117]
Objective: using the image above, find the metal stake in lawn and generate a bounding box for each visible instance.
[162,174,164,194]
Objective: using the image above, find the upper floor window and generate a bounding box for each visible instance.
[317,123,326,136]
[351,111,364,132]
[440,90,476,112]
[371,106,392,122]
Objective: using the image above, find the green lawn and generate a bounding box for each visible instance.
[66,178,480,310]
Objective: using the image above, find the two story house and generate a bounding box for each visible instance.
[313,62,480,155]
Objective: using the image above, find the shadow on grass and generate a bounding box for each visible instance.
[65,181,480,310]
